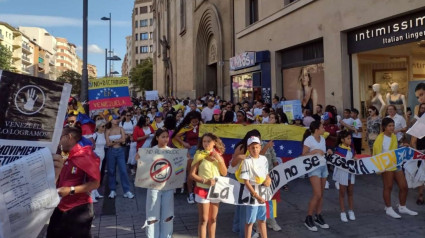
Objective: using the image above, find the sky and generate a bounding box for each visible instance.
[0,0,134,77]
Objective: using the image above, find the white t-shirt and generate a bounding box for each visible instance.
[303,135,326,153]
[387,114,406,141]
[253,107,263,117]
[382,135,392,153]
[120,120,136,135]
[92,132,106,160]
[201,107,214,122]
[240,155,269,186]
[352,118,362,138]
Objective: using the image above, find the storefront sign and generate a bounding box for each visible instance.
[348,10,425,54]
[230,52,255,71]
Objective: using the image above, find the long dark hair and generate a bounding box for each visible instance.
[235,129,261,154]
[150,128,169,147]
[302,120,322,144]
[171,111,202,139]
[197,133,225,154]
[223,111,234,123]
[136,116,147,128]
[276,108,289,124]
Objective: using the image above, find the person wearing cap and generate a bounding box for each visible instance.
[246,111,255,124]
[201,99,215,123]
[151,112,165,131]
[239,136,271,238]
[207,109,222,124]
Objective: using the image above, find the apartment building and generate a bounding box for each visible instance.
[88,64,97,78]
[19,27,57,80]
[122,35,133,76]
[131,0,154,68]
[55,37,81,77]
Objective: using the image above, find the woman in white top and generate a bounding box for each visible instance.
[120,111,137,165]
[91,120,107,202]
[302,121,333,232]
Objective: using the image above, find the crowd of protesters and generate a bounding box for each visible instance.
[48,82,425,238]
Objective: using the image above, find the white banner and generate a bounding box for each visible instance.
[0,148,59,238]
[145,90,159,101]
[207,154,326,205]
[135,148,188,190]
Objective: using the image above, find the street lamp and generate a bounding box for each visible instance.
[101,13,111,77]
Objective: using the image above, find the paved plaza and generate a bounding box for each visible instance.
[37,170,425,238]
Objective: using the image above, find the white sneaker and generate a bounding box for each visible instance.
[187,193,195,204]
[325,181,329,189]
[340,212,348,222]
[398,205,418,216]
[385,207,401,219]
[123,191,135,199]
[267,218,282,231]
[335,182,340,190]
[108,190,117,199]
[348,210,356,220]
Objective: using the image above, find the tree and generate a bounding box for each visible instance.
[57,70,82,95]
[130,58,153,92]
[0,44,12,70]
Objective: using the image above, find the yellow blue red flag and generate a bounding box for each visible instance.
[88,77,132,111]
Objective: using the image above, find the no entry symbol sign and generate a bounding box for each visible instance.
[150,158,172,183]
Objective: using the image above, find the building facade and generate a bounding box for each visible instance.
[88,64,98,78]
[233,0,425,115]
[122,35,133,76]
[55,37,81,77]
[132,0,154,68]
[152,0,235,99]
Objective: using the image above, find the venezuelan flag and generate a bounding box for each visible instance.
[88,77,132,111]
[266,200,277,218]
[199,124,306,163]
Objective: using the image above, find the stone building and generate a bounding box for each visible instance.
[152,0,235,99]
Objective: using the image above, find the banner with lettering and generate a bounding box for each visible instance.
[0,70,71,165]
[326,147,425,175]
[88,77,132,111]
[135,148,188,190]
[207,154,326,205]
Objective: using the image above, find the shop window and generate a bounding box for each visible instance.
[248,0,259,25]
[282,39,323,68]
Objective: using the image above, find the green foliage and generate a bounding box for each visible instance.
[0,44,12,70]
[130,58,153,92]
[57,70,82,95]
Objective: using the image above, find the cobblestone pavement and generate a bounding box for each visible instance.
[38,171,425,238]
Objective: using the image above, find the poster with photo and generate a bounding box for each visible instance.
[282,63,325,114]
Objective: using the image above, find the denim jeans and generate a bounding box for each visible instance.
[107,147,131,193]
[143,189,174,238]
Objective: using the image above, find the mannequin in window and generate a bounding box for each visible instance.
[370,83,386,116]
[386,82,406,116]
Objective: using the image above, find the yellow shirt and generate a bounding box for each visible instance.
[192,150,220,189]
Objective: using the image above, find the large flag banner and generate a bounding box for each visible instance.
[88,77,132,111]
[135,148,188,190]
[208,154,326,205]
[0,70,71,165]
[199,124,306,162]
[0,148,60,238]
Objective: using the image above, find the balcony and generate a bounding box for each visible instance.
[38,62,44,69]
[49,59,55,66]
[0,33,4,41]
[22,44,31,53]
[13,42,21,49]
[22,55,31,65]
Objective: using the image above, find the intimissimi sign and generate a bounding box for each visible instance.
[348,10,425,54]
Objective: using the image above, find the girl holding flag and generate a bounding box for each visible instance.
[190,133,227,238]
[332,130,356,222]
[373,117,418,218]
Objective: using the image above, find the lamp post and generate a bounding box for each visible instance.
[80,0,88,108]
[101,13,111,76]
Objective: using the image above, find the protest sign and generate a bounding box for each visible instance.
[0,148,59,238]
[407,116,425,139]
[145,90,159,101]
[88,77,132,111]
[0,70,71,165]
[207,154,326,205]
[326,147,425,175]
[135,148,188,190]
[281,100,303,121]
